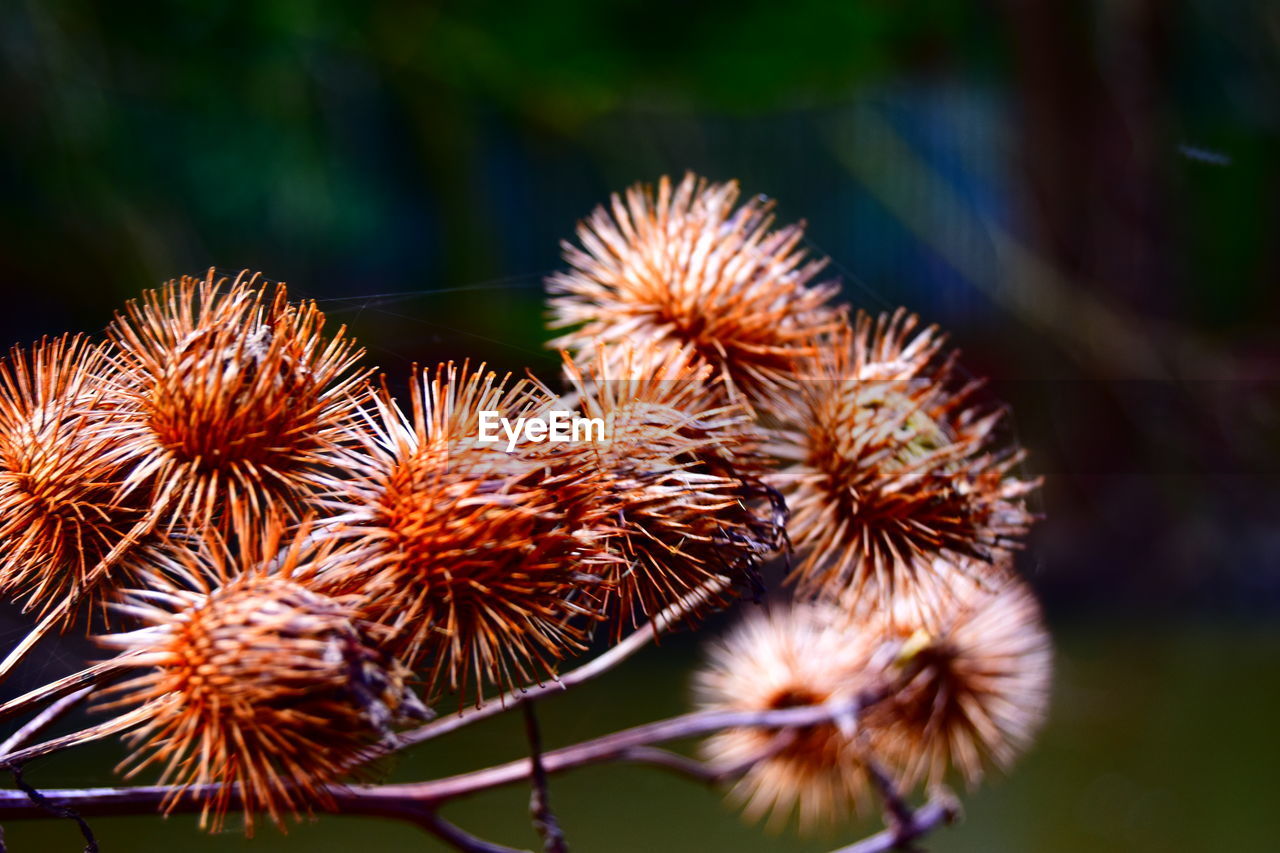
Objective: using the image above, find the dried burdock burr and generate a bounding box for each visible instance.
[864,570,1053,790]
[768,308,1038,612]
[313,363,609,700]
[103,269,369,534]
[694,601,879,833]
[547,172,846,409]
[0,334,148,624]
[555,344,783,634]
[100,528,423,834]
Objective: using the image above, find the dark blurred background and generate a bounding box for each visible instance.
[1,1,1277,850]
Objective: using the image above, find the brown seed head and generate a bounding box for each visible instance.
[864,571,1053,789]
[104,269,368,532]
[694,602,879,832]
[314,363,608,700]
[102,538,420,834]
[769,309,1038,611]
[555,345,782,634]
[0,334,147,622]
[547,173,846,408]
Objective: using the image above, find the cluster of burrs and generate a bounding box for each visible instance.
[0,173,1050,836]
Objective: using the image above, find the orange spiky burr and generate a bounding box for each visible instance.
[312,363,609,701]
[103,269,369,534]
[768,309,1038,612]
[554,344,783,635]
[101,528,424,835]
[864,570,1053,790]
[547,173,846,409]
[0,334,148,624]
[694,601,879,832]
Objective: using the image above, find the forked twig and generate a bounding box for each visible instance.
[367,686,896,805]
[828,798,959,853]
[0,592,957,853]
[0,692,883,814]
[0,687,954,852]
[0,581,729,789]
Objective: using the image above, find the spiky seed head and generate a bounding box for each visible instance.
[864,571,1053,790]
[694,602,879,833]
[768,309,1038,611]
[553,345,782,634]
[104,269,368,533]
[313,363,608,700]
[102,552,421,834]
[547,173,846,408]
[0,334,147,622]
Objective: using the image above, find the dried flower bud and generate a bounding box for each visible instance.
[548,173,846,409]
[694,602,879,832]
[103,563,422,834]
[0,334,146,622]
[865,571,1053,789]
[555,345,782,634]
[769,309,1038,611]
[313,363,608,700]
[104,269,368,533]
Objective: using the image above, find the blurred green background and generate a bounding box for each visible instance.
[1,1,1278,850]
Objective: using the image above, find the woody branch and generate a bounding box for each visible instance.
[0,689,955,853]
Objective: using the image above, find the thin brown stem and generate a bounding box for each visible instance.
[0,581,730,783]
[366,687,892,804]
[826,797,959,853]
[864,756,914,834]
[0,682,954,853]
[613,730,794,786]
[418,811,531,853]
[521,702,567,853]
[0,784,526,852]
[5,763,99,853]
[0,691,883,817]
